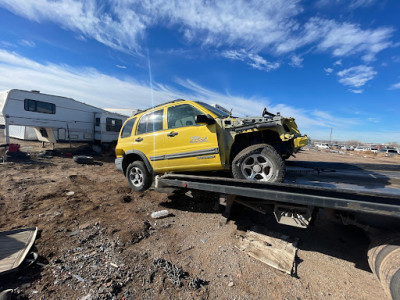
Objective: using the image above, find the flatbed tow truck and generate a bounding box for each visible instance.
[155,170,400,300]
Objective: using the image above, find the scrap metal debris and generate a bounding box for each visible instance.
[50,224,134,299]
[131,220,153,244]
[150,258,208,289]
[152,258,184,286]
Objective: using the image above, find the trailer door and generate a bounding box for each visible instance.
[94,113,101,141]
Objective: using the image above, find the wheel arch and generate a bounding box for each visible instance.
[229,130,281,164]
[123,150,153,175]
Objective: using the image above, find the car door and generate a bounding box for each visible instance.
[132,108,169,171]
[163,103,222,171]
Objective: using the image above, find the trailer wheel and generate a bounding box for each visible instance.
[232,144,285,183]
[368,234,400,299]
[126,161,152,192]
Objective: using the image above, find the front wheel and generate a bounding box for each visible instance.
[126,161,152,191]
[232,144,285,183]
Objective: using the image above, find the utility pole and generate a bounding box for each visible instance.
[329,128,333,145]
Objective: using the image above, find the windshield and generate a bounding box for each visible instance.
[196,102,230,118]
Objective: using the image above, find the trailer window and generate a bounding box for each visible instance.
[24,99,56,114]
[106,118,123,132]
[120,118,136,138]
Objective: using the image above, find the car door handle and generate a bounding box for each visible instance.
[167,131,178,137]
[135,137,143,142]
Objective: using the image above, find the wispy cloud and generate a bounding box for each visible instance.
[389,82,400,90]
[19,40,36,47]
[316,0,377,10]
[221,50,280,71]
[0,0,146,53]
[324,67,333,74]
[289,55,303,67]
[0,41,16,48]
[306,18,393,62]
[348,0,377,9]
[337,65,377,88]
[349,89,364,94]
[367,117,380,123]
[0,0,393,62]
[116,65,127,69]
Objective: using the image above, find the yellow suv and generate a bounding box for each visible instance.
[115,100,307,191]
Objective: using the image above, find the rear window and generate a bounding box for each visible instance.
[120,118,136,138]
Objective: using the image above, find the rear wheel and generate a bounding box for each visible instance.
[126,161,152,191]
[368,234,400,300]
[232,144,285,183]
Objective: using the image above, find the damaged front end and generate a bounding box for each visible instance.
[220,108,308,153]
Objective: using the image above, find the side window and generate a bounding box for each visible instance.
[24,99,56,114]
[167,104,203,129]
[106,118,123,132]
[137,109,164,135]
[137,115,148,135]
[120,118,136,138]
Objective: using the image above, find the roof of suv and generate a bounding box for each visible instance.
[134,99,187,116]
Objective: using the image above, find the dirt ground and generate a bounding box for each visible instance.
[1,140,400,300]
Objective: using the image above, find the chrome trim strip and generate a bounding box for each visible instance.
[150,148,219,161]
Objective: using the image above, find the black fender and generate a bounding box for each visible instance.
[123,150,154,174]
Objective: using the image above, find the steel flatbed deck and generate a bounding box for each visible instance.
[157,174,400,218]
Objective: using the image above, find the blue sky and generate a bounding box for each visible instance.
[0,0,399,143]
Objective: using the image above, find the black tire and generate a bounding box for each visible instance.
[73,155,94,164]
[126,161,152,192]
[231,144,285,183]
[368,235,400,275]
[380,247,400,300]
[368,234,400,300]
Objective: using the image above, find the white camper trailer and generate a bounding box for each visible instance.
[0,89,127,145]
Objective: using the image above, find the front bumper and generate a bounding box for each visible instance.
[293,135,308,149]
[115,157,123,172]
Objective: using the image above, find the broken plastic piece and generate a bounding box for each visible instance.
[150,210,169,219]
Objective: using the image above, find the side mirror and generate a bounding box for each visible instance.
[195,114,215,125]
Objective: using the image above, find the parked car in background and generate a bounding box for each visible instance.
[316,143,329,149]
[381,149,399,157]
[354,146,366,152]
[369,147,379,153]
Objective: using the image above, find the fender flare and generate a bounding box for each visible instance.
[124,150,154,174]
